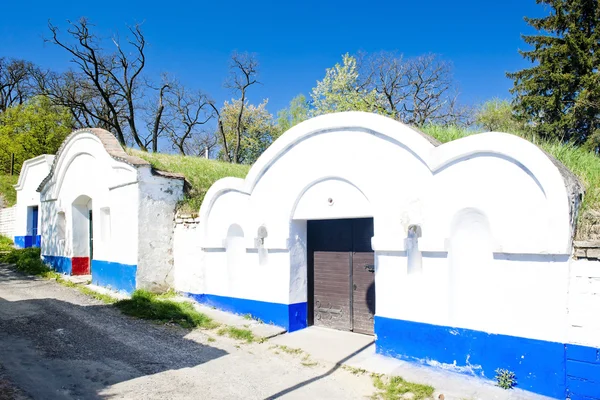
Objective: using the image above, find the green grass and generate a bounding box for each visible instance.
[270,344,304,355]
[371,374,435,400]
[0,174,18,207]
[44,271,117,304]
[421,125,472,144]
[78,286,118,304]
[216,326,256,343]
[0,234,14,252]
[115,289,218,329]
[0,247,51,276]
[421,125,600,240]
[342,365,368,375]
[129,150,250,214]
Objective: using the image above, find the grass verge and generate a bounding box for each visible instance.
[0,247,50,276]
[129,150,250,214]
[0,249,262,343]
[217,326,256,343]
[371,373,435,400]
[45,272,117,304]
[115,290,218,329]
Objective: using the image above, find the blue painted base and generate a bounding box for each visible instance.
[186,293,307,332]
[42,255,72,275]
[91,260,136,294]
[566,344,600,400]
[375,316,600,399]
[14,235,41,248]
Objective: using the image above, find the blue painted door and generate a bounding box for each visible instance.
[31,206,39,238]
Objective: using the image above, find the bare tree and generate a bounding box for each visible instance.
[36,68,123,131]
[0,58,38,112]
[212,52,260,163]
[45,18,151,149]
[359,51,411,119]
[163,82,213,155]
[186,129,218,157]
[360,52,472,127]
[140,75,171,152]
[403,55,453,126]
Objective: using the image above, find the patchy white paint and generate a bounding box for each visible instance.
[173,221,203,293]
[180,111,583,349]
[13,155,54,245]
[39,128,183,291]
[137,167,185,291]
[567,258,600,347]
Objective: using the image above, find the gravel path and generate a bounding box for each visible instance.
[0,264,375,400]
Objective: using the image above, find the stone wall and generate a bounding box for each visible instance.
[573,240,600,260]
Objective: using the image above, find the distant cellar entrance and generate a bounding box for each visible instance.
[307,218,375,335]
[71,195,93,275]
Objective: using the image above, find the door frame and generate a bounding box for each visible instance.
[306,217,375,334]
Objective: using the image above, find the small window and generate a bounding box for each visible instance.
[100,207,111,242]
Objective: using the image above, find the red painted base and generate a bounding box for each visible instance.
[71,257,90,275]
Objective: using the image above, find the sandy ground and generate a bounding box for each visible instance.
[0,264,376,400]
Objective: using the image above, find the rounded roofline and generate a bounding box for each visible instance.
[14,154,55,191]
[199,111,582,253]
[37,128,184,193]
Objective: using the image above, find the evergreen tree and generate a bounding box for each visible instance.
[508,0,600,148]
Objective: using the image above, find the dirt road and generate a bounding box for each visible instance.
[0,264,375,399]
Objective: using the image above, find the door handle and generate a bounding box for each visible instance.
[364,264,375,272]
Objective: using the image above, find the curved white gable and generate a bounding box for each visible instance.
[40,131,140,202]
[13,155,54,241]
[199,111,573,254]
[39,128,184,293]
[14,155,54,192]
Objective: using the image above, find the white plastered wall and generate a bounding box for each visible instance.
[14,155,54,238]
[181,112,577,345]
[40,132,139,266]
[567,258,600,347]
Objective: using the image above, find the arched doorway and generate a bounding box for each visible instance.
[71,195,93,275]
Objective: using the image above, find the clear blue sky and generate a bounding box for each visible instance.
[0,0,546,115]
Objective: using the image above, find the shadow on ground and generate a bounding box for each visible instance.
[0,265,227,400]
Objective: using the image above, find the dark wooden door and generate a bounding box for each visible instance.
[351,218,375,335]
[308,218,375,335]
[309,219,352,331]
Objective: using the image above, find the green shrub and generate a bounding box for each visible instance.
[115,289,218,329]
[0,247,51,276]
[0,234,14,252]
[495,368,516,390]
